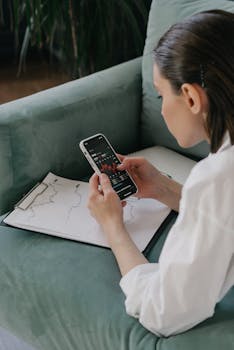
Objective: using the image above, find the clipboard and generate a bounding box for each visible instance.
[0,181,48,228]
[2,172,171,252]
[14,182,48,210]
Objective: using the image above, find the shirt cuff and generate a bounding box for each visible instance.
[119,263,158,296]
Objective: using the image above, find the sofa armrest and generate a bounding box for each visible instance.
[0,57,142,214]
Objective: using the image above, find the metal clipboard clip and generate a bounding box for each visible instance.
[15,182,48,210]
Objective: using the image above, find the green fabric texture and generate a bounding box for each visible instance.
[1,212,233,350]
[0,221,162,350]
[0,58,142,215]
[158,286,234,350]
[141,0,234,158]
[0,213,174,350]
[0,1,234,349]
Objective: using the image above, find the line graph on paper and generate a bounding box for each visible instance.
[5,173,87,237]
[4,172,170,251]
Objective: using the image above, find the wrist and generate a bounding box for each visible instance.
[152,174,182,212]
[102,222,129,245]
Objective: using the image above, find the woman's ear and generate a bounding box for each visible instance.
[181,83,203,114]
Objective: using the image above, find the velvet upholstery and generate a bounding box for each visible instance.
[0,1,234,349]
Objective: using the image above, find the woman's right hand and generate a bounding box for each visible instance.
[117,155,164,200]
[118,155,182,211]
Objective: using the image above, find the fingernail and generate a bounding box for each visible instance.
[100,173,107,180]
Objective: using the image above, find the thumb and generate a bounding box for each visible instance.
[99,173,113,192]
[118,157,143,170]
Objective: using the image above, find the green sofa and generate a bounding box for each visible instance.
[0,0,234,349]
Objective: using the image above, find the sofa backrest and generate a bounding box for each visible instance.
[0,58,142,215]
[141,0,234,159]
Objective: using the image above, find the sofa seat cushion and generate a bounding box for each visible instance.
[141,0,234,159]
[0,146,234,349]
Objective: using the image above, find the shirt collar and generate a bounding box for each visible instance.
[217,131,231,153]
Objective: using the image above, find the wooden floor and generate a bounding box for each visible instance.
[0,57,70,105]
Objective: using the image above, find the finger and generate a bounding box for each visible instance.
[89,173,100,194]
[117,157,145,170]
[99,173,113,193]
[116,153,126,162]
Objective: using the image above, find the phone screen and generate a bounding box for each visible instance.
[82,134,137,200]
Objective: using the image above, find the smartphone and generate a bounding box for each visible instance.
[79,133,137,200]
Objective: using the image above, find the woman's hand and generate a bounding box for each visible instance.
[88,172,149,276]
[118,155,182,211]
[88,173,125,234]
[117,155,163,200]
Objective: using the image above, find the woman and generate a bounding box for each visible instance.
[88,10,234,336]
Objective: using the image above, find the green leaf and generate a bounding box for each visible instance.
[9,0,152,78]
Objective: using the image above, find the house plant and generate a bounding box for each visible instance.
[2,0,152,78]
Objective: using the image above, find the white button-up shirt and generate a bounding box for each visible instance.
[120,134,234,337]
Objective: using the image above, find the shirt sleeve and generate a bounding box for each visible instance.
[119,181,233,337]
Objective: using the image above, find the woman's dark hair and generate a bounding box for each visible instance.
[153,9,234,153]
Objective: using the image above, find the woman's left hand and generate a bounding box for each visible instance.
[88,173,125,234]
[88,172,149,276]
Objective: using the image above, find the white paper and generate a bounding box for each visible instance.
[4,173,170,251]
